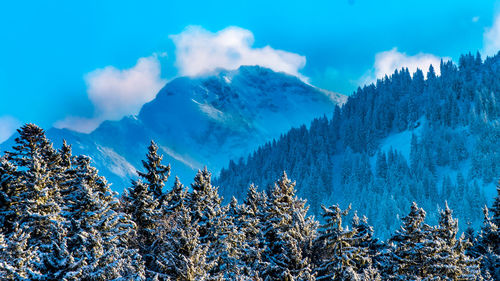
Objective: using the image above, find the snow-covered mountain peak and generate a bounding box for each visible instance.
[1,66,346,191]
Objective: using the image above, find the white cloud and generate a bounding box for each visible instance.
[0,116,21,143]
[55,55,166,133]
[54,116,103,134]
[482,14,500,57]
[472,16,480,23]
[170,26,307,80]
[361,48,449,85]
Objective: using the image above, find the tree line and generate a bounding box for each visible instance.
[0,124,498,280]
[217,51,500,238]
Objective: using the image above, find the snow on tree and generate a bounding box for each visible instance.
[160,178,211,280]
[314,206,378,280]
[64,155,145,280]
[261,171,317,281]
[491,180,500,226]
[473,207,500,279]
[426,202,481,280]
[187,167,223,245]
[0,124,70,279]
[122,179,161,279]
[389,202,435,280]
[137,141,171,202]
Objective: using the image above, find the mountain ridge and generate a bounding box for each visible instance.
[1,65,346,191]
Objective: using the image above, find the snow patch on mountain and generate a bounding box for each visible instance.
[96,145,137,178]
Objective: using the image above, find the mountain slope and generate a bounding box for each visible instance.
[216,52,500,238]
[1,66,346,191]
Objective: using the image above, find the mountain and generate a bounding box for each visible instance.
[216,52,500,238]
[1,66,346,191]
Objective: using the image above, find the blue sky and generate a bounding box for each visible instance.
[0,0,499,140]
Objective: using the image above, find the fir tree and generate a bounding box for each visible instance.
[122,179,161,279]
[261,172,317,281]
[137,141,171,202]
[389,202,435,280]
[474,207,499,279]
[315,206,377,280]
[427,202,481,280]
[161,180,211,281]
[188,167,223,246]
[0,124,69,280]
[64,155,145,280]
[491,180,500,226]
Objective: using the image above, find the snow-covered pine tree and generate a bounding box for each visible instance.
[389,202,435,280]
[160,178,210,280]
[427,202,481,280]
[239,185,268,277]
[0,124,71,280]
[122,179,161,279]
[186,167,226,279]
[351,212,383,279]
[149,176,187,278]
[474,207,499,279]
[210,197,257,280]
[188,167,223,242]
[162,176,187,216]
[0,156,19,234]
[314,205,377,280]
[261,172,317,281]
[137,141,171,202]
[63,155,145,280]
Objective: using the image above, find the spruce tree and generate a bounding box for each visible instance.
[474,207,500,279]
[241,185,268,276]
[427,202,481,280]
[491,180,500,226]
[188,167,223,246]
[0,124,70,280]
[64,155,145,280]
[389,202,435,280]
[315,206,377,280]
[122,179,160,279]
[161,178,210,280]
[137,141,171,202]
[261,172,317,281]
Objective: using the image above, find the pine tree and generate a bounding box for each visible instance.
[212,197,258,280]
[427,202,481,280]
[315,206,377,280]
[137,141,171,202]
[183,167,231,279]
[0,124,70,280]
[240,185,268,276]
[491,180,500,226]
[261,172,317,281]
[160,178,210,280]
[474,207,500,279]
[389,202,435,280]
[64,155,145,280]
[188,167,223,246]
[122,179,161,279]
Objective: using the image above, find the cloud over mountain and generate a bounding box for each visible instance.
[483,13,500,57]
[361,48,449,85]
[55,56,165,133]
[171,26,307,80]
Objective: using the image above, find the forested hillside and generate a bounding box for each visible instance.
[0,124,498,280]
[217,51,500,238]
